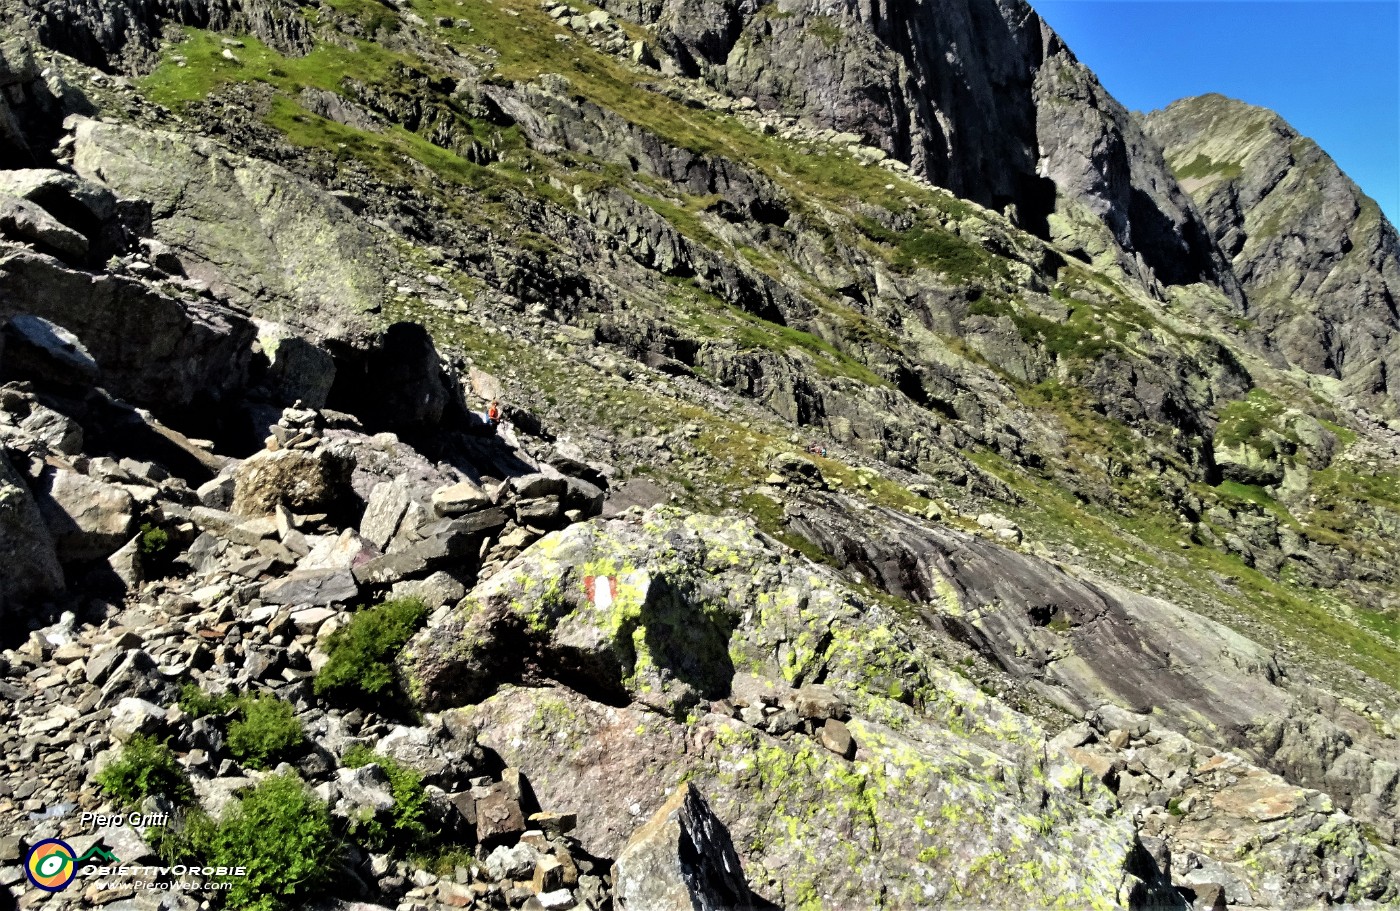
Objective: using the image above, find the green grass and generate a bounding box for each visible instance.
[1215,388,1293,457]
[663,276,890,387]
[1170,153,1243,181]
[806,15,846,48]
[141,31,402,108]
[856,215,996,281]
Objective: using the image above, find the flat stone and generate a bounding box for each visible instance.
[528,811,577,838]
[432,480,492,517]
[291,606,338,633]
[262,569,358,606]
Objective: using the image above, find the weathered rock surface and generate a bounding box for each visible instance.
[35,465,136,562]
[71,119,386,340]
[0,247,257,413]
[231,447,353,518]
[787,495,1400,840]
[416,509,1163,907]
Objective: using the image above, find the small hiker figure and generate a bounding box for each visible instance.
[486,399,502,429]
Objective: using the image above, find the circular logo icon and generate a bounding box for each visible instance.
[25,839,78,892]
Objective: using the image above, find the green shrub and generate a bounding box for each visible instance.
[342,745,430,849]
[96,734,193,808]
[226,693,305,770]
[314,598,428,705]
[196,773,337,911]
[148,806,216,866]
[138,522,170,556]
[178,683,237,718]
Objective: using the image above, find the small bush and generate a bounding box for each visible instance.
[148,806,216,866]
[178,683,237,718]
[342,745,429,849]
[96,734,192,808]
[138,522,170,556]
[226,693,305,770]
[196,773,337,911]
[314,598,428,705]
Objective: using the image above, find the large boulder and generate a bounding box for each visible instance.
[0,194,88,262]
[70,119,384,339]
[0,248,257,412]
[35,466,136,562]
[411,508,1155,907]
[0,168,122,261]
[325,323,463,431]
[613,782,755,911]
[0,314,99,387]
[0,449,64,617]
[230,447,353,518]
[254,326,337,410]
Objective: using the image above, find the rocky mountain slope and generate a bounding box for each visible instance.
[0,0,1399,909]
[1144,93,1400,416]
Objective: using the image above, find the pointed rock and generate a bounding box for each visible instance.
[613,782,755,911]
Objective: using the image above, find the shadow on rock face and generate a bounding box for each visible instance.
[637,575,736,710]
[326,322,466,435]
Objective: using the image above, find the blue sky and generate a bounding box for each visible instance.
[1031,0,1400,226]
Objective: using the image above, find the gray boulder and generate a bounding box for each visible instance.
[231,447,353,517]
[0,194,88,261]
[0,247,257,412]
[35,467,136,562]
[0,449,64,614]
[1,314,99,387]
[71,119,384,340]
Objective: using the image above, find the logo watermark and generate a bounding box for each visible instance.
[22,818,248,895]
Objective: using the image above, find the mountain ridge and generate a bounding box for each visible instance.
[1144,92,1400,417]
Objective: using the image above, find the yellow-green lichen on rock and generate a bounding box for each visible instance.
[410,507,1156,908]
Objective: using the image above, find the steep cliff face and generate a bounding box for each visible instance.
[1144,94,1400,416]
[594,0,1235,295]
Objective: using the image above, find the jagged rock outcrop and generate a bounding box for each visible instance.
[0,247,257,414]
[612,782,756,911]
[0,37,85,168]
[593,0,1233,293]
[2,0,313,73]
[1144,94,1400,414]
[410,508,1221,907]
[783,492,1400,842]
